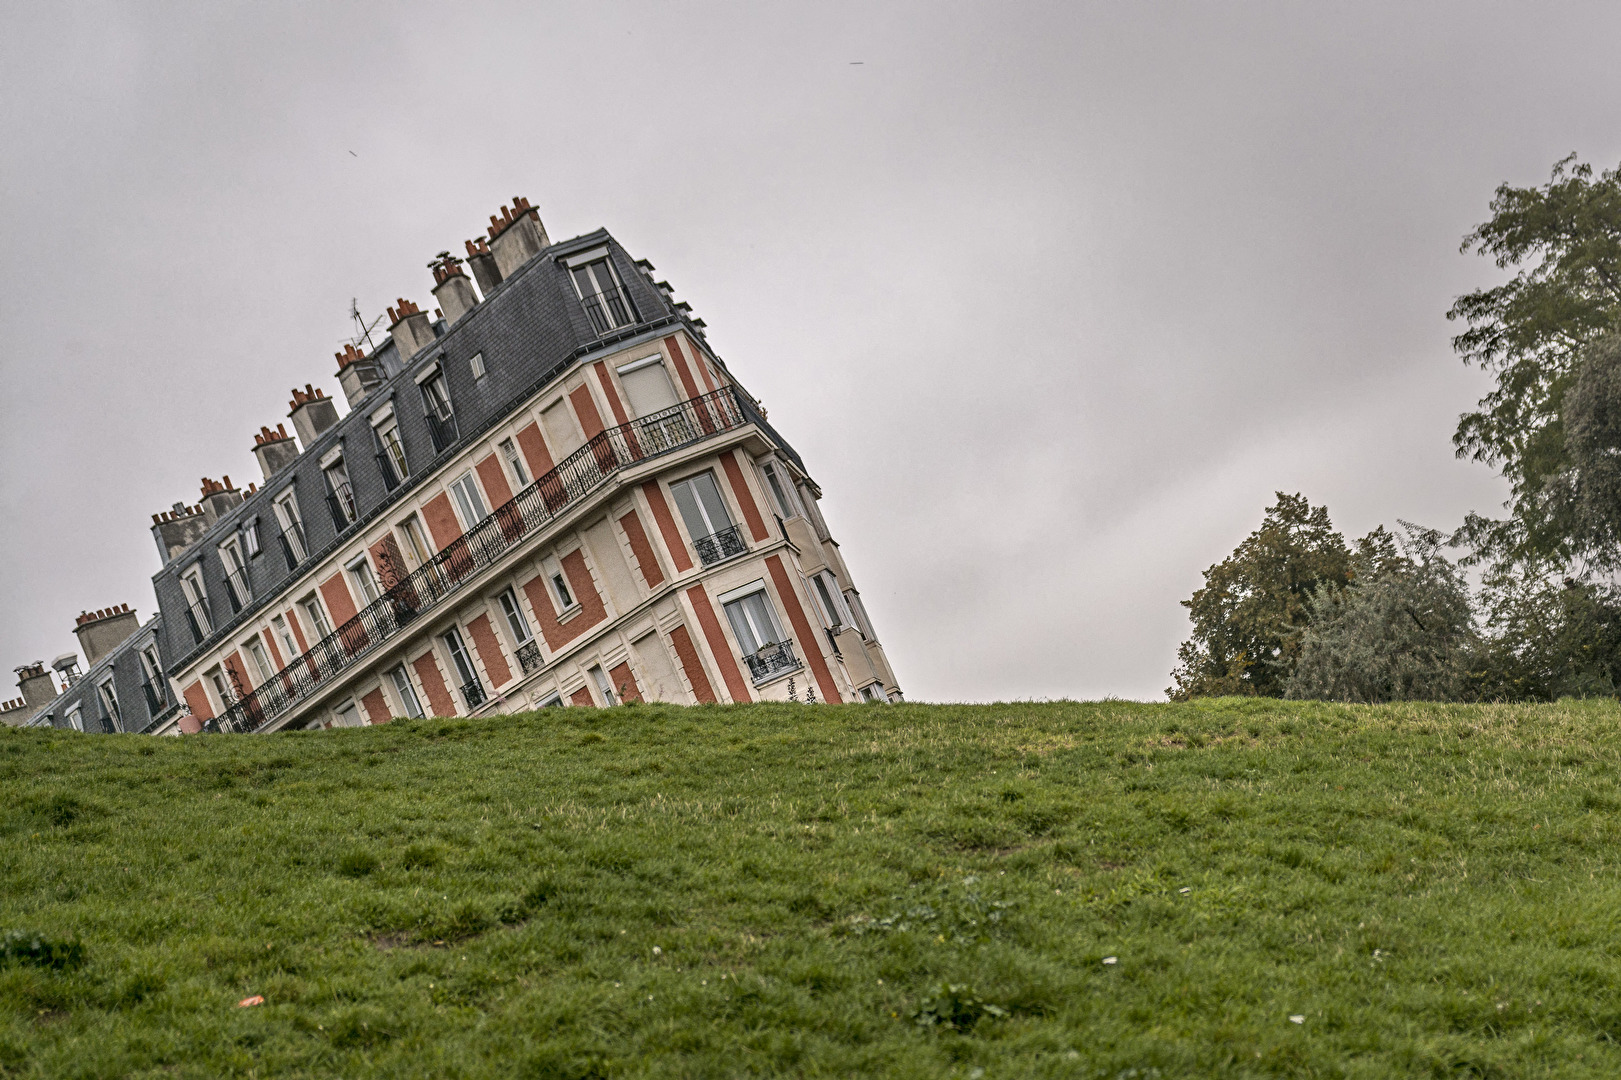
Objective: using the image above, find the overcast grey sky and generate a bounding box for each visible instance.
[2,2,1616,702]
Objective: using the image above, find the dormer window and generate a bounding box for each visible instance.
[273,491,306,568]
[219,538,251,613]
[419,367,458,452]
[180,567,212,644]
[570,255,638,335]
[323,455,356,529]
[371,405,409,491]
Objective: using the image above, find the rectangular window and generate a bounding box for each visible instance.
[347,556,381,605]
[723,589,786,656]
[420,370,457,452]
[388,665,424,718]
[272,615,299,662]
[140,645,166,709]
[498,587,533,644]
[98,679,121,728]
[536,692,563,708]
[845,589,876,640]
[442,627,484,710]
[499,437,529,488]
[860,683,888,703]
[374,417,409,490]
[333,700,362,728]
[274,491,306,566]
[448,471,489,528]
[542,555,575,612]
[669,472,743,564]
[759,460,801,519]
[470,352,486,380]
[398,515,432,569]
[243,519,262,558]
[301,595,333,642]
[571,257,638,334]
[219,538,250,613]
[589,664,616,705]
[324,458,357,528]
[616,355,681,418]
[243,636,274,684]
[180,568,212,642]
[799,485,832,542]
[811,571,849,631]
[206,666,233,711]
[66,706,83,732]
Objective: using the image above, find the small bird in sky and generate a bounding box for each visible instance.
[348,150,357,157]
[850,61,864,65]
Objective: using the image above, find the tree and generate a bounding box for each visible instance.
[1285,525,1475,703]
[1552,333,1621,565]
[1450,155,1621,564]
[1465,561,1621,701]
[1168,494,1352,700]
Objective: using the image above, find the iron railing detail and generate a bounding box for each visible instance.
[142,679,163,715]
[516,640,542,675]
[743,640,801,684]
[185,602,210,645]
[277,525,305,571]
[693,523,747,566]
[580,286,638,336]
[225,569,251,613]
[213,386,748,734]
[460,679,487,710]
[326,482,357,530]
[426,411,458,454]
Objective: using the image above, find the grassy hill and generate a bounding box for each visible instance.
[5,699,1621,1078]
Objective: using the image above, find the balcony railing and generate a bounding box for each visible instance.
[460,679,487,711]
[426,411,458,454]
[142,679,164,715]
[516,640,542,675]
[693,523,747,566]
[326,483,357,531]
[224,569,251,613]
[580,286,638,336]
[212,386,749,734]
[277,526,305,572]
[185,602,210,645]
[743,640,801,684]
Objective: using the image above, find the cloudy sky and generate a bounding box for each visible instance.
[2,2,1617,702]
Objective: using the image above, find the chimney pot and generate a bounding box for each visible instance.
[486,196,549,278]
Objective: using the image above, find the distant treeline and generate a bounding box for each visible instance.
[1172,156,1621,703]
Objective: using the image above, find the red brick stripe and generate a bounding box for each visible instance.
[609,661,642,703]
[722,449,770,542]
[361,688,390,725]
[766,553,842,703]
[686,583,751,703]
[667,625,715,704]
[619,510,664,588]
[641,481,692,572]
[413,651,456,717]
[466,613,512,688]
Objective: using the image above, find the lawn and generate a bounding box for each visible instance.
[5,698,1621,1078]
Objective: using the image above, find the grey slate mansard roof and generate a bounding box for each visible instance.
[27,614,176,733]
[148,226,796,686]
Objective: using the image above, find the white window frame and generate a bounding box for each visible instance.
[139,644,164,690]
[388,665,424,718]
[241,635,273,685]
[180,567,212,635]
[470,352,487,380]
[497,586,533,645]
[98,678,121,728]
[333,699,362,728]
[374,414,409,485]
[219,537,251,606]
[668,471,734,541]
[66,706,83,732]
[398,514,432,569]
[809,571,850,631]
[300,594,334,642]
[274,491,306,562]
[589,664,616,706]
[758,459,802,520]
[719,583,787,656]
[448,471,489,528]
[499,437,529,488]
[324,457,356,525]
[347,555,381,605]
[542,554,577,614]
[271,615,299,664]
[206,666,233,712]
[243,518,262,558]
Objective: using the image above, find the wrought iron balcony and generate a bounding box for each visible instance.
[579,285,638,336]
[326,483,357,530]
[426,410,458,454]
[460,679,487,711]
[142,679,163,715]
[743,640,801,684]
[516,640,542,675]
[213,386,750,734]
[693,523,747,566]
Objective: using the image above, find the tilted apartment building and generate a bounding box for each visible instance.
[73,196,903,734]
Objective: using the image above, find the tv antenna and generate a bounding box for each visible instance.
[347,298,384,353]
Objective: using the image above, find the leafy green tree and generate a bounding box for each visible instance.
[1450,155,1621,564]
[1466,561,1621,701]
[1285,525,1475,703]
[1551,333,1621,565]
[1168,494,1352,700]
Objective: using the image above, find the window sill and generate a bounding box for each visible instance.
[556,603,583,624]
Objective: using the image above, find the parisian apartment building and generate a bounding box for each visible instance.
[2,197,901,734]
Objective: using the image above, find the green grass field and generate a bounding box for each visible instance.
[5,699,1621,1078]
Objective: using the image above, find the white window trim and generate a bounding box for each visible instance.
[615,353,666,376]
[319,444,345,470]
[470,352,486,379]
[542,554,579,616]
[413,361,444,386]
[562,245,610,268]
[369,401,395,427]
[717,578,771,606]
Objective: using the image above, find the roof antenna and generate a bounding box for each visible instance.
[347,298,385,353]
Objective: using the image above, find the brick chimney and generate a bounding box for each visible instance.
[14,663,56,713]
[430,252,478,324]
[486,196,549,279]
[198,476,243,525]
[252,423,300,481]
[151,502,209,562]
[387,298,435,363]
[334,343,385,409]
[74,604,140,667]
[464,237,502,296]
[288,384,340,447]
